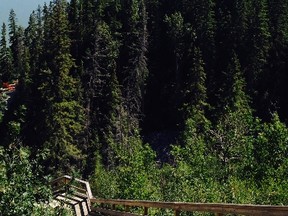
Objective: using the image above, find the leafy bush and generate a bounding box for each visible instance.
[0,145,72,215]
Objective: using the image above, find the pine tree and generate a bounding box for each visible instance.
[0,23,13,82]
[0,16,28,148]
[179,46,212,181]
[245,0,270,108]
[268,0,288,43]
[187,0,216,112]
[8,9,17,45]
[117,0,148,127]
[68,0,83,64]
[164,11,184,93]
[181,38,210,131]
[215,0,249,60]
[182,47,207,120]
[211,52,254,181]
[161,11,186,128]
[214,0,251,112]
[20,7,47,151]
[8,9,24,80]
[265,0,288,121]
[81,0,98,54]
[82,20,120,174]
[39,0,85,174]
[181,0,216,78]
[25,8,44,78]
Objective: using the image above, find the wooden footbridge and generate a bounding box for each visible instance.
[51,175,288,216]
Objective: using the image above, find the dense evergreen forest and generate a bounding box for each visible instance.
[1,0,288,214]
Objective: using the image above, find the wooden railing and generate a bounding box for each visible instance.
[50,176,288,216]
[51,175,93,197]
[90,198,288,216]
[50,175,93,212]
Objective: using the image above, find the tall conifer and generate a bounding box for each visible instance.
[117,0,148,127]
[265,0,288,120]
[211,52,254,181]
[8,10,24,80]
[83,20,120,173]
[245,0,270,98]
[0,23,13,82]
[40,0,85,174]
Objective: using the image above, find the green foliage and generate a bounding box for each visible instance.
[8,10,26,81]
[116,141,159,200]
[117,0,149,119]
[0,92,9,122]
[90,152,120,199]
[158,161,223,205]
[0,23,13,82]
[245,0,270,98]
[182,0,216,71]
[82,19,120,174]
[91,140,161,201]
[2,0,288,209]
[0,145,66,215]
[37,0,86,175]
[182,47,208,119]
[257,177,288,205]
[211,109,254,180]
[164,12,184,42]
[254,113,288,181]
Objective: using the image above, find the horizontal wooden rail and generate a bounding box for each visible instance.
[50,176,288,216]
[50,175,93,212]
[50,175,93,199]
[91,198,288,216]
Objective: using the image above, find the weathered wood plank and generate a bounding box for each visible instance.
[50,176,288,216]
[91,207,139,216]
[174,210,180,216]
[143,207,148,215]
[91,199,288,216]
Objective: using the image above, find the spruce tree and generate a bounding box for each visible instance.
[245,0,270,109]
[268,0,288,43]
[81,0,98,54]
[8,9,24,80]
[181,0,216,80]
[215,0,249,61]
[0,23,13,82]
[179,46,212,180]
[211,52,254,181]
[8,9,17,46]
[21,7,46,151]
[117,0,148,127]
[68,0,83,65]
[265,0,288,121]
[214,0,250,112]
[83,20,120,173]
[164,11,184,93]
[162,11,186,128]
[25,8,44,78]
[39,0,85,174]
[182,47,208,120]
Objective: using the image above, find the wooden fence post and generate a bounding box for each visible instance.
[144,207,148,215]
[125,205,130,212]
[174,210,180,216]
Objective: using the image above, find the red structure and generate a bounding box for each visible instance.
[1,80,17,92]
